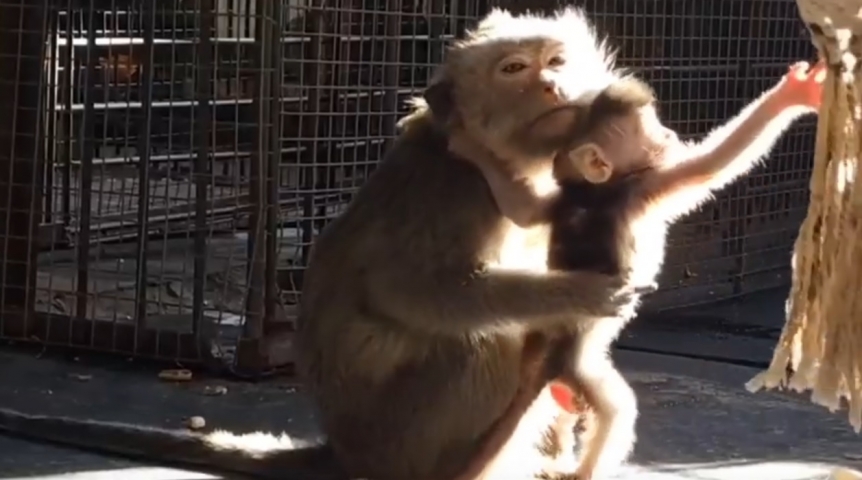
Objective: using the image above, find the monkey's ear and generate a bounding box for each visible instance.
[568,143,612,184]
[423,78,456,125]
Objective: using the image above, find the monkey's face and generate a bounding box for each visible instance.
[457,39,581,158]
[424,7,622,161]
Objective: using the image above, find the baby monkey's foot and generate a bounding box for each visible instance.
[568,470,594,480]
[535,471,586,480]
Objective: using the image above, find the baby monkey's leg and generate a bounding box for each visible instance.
[544,380,591,477]
[573,369,637,480]
[561,329,637,480]
[549,381,592,446]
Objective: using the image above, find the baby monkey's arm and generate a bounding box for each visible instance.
[647,60,825,220]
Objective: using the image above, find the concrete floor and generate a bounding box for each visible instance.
[0,289,860,480]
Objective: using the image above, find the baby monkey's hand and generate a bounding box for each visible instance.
[776,60,826,110]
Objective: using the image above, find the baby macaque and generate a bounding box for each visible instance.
[466,61,826,480]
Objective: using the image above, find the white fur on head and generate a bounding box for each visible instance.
[457,7,624,97]
[403,7,626,127]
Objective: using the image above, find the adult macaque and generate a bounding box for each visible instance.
[0,8,634,480]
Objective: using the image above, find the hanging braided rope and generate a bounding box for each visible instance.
[746,0,862,432]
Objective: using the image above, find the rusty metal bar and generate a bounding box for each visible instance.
[75,0,97,328]
[134,0,157,348]
[193,0,214,339]
[43,11,58,226]
[299,6,328,267]
[60,2,72,228]
[265,0,285,331]
[382,0,403,139]
[245,0,273,347]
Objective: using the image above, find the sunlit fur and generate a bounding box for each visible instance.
[572,74,817,480]
[478,66,820,479]
[554,85,814,478]
[454,7,620,95]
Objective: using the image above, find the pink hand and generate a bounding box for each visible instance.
[781,61,826,109]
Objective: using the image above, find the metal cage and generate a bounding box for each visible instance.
[0,0,815,373]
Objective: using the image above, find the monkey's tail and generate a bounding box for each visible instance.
[0,407,348,480]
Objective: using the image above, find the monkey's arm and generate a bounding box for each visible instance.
[478,162,554,228]
[448,131,555,228]
[645,65,820,220]
[364,265,631,336]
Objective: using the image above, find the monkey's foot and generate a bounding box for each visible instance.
[570,466,594,480]
[830,467,862,480]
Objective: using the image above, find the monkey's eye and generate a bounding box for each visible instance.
[500,62,528,74]
[548,55,566,67]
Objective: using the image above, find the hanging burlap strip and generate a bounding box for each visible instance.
[745,0,862,432]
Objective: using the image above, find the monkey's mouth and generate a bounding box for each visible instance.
[523,103,590,140]
[532,103,582,122]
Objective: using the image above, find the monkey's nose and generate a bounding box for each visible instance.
[543,84,562,103]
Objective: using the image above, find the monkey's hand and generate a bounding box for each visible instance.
[776,61,826,110]
[633,281,658,295]
[602,283,646,319]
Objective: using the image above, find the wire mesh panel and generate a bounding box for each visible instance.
[275,0,484,283]
[272,0,816,320]
[0,0,819,372]
[0,0,288,370]
[0,0,46,342]
[269,0,485,362]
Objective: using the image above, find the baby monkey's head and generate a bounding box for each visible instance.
[535,77,680,184]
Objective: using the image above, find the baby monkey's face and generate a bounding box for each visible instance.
[596,105,679,175]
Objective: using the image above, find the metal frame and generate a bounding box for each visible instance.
[0,0,816,374]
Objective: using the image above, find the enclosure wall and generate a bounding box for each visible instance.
[0,0,816,371]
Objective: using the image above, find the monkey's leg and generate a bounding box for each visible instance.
[451,333,551,480]
[570,364,637,480]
